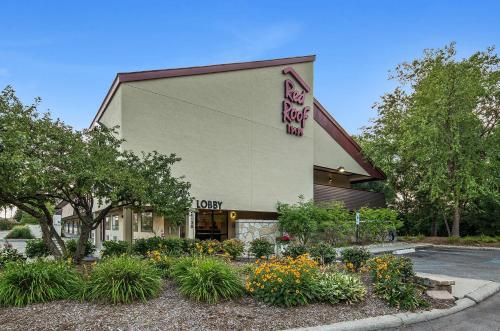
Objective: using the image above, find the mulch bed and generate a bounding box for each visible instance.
[0,278,454,331]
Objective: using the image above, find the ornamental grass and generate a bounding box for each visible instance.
[246,254,320,307]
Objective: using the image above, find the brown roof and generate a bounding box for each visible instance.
[91,55,316,127]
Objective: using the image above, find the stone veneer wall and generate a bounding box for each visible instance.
[235,219,279,255]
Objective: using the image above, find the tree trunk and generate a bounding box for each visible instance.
[38,219,62,257]
[74,222,92,264]
[442,211,451,237]
[451,203,461,237]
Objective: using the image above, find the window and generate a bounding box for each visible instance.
[112,215,119,231]
[141,212,153,232]
[105,216,111,230]
[132,213,139,232]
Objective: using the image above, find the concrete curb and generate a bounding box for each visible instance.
[424,244,500,251]
[288,282,500,331]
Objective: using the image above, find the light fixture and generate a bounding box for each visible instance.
[338,166,345,173]
[328,175,333,183]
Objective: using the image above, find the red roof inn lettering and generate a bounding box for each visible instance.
[282,67,311,137]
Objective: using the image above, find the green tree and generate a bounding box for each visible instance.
[0,86,193,262]
[359,43,499,237]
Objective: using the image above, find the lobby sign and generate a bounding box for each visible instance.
[196,199,223,210]
[282,66,311,137]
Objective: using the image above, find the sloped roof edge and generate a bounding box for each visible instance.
[91,55,316,127]
[313,99,386,180]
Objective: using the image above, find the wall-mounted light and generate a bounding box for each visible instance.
[229,211,237,220]
[328,175,333,183]
[338,166,345,173]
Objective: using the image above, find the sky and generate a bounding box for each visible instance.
[1,0,499,134]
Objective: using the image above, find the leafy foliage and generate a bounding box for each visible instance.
[246,255,320,307]
[222,239,245,259]
[358,44,500,237]
[25,239,51,258]
[249,238,274,258]
[66,239,96,258]
[309,243,337,264]
[194,239,222,255]
[0,247,26,268]
[175,257,244,303]
[82,255,163,304]
[0,220,15,231]
[101,240,130,258]
[316,272,366,304]
[0,259,82,306]
[147,250,177,278]
[358,207,402,242]
[340,247,372,272]
[5,226,34,239]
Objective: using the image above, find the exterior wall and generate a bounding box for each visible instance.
[235,219,279,255]
[118,62,315,212]
[100,87,123,139]
[313,121,369,176]
[313,170,351,188]
[61,203,75,219]
[314,184,386,210]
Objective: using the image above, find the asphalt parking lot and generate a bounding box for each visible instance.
[407,246,500,282]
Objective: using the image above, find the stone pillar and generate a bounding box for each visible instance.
[123,208,133,244]
[235,219,279,256]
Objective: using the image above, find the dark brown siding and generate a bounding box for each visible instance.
[314,184,386,210]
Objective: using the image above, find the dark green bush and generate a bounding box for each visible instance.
[176,257,244,303]
[340,247,372,272]
[0,247,26,268]
[0,220,16,231]
[101,240,130,258]
[283,243,309,258]
[249,238,274,258]
[162,238,186,256]
[0,259,82,306]
[171,256,198,283]
[25,239,51,258]
[132,237,166,256]
[66,239,96,258]
[5,226,34,239]
[183,238,200,254]
[309,242,337,264]
[82,255,163,304]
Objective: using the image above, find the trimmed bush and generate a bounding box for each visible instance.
[309,242,337,264]
[283,244,309,258]
[5,226,34,239]
[0,259,81,306]
[0,247,26,268]
[340,247,372,272]
[249,238,274,258]
[101,240,130,258]
[222,239,245,259]
[0,220,16,231]
[66,239,96,258]
[132,237,165,256]
[247,254,320,307]
[82,255,163,304]
[25,239,51,258]
[317,272,366,304]
[176,257,244,303]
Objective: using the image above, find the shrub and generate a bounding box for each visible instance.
[247,254,320,307]
[82,255,163,304]
[132,237,165,256]
[283,243,309,258]
[5,226,34,239]
[317,271,366,304]
[249,238,274,258]
[171,256,199,283]
[368,255,427,310]
[101,240,130,258]
[182,238,200,255]
[25,239,51,258]
[147,250,177,278]
[340,247,372,272]
[309,242,337,264]
[0,247,26,268]
[176,257,244,303]
[222,239,245,259]
[65,239,96,258]
[162,238,186,256]
[195,239,222,255]
[0,220,15,231]
[0,260,81,306]
[316,201,354,245]
[358,207,402,242]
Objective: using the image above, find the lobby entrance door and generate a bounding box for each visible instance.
[195,210,228,241]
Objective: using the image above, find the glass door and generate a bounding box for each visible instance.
[195,210,228,241]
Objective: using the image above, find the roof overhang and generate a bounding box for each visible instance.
[313,99,386,181]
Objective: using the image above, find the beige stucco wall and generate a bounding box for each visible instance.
[61,203,74,219]
[100,87,123,139]
[313,121,369,176]
[105,62,315,212]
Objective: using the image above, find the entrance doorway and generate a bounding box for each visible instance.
[195,210,228,241]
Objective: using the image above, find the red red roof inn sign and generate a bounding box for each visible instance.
[282,66,311,137]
